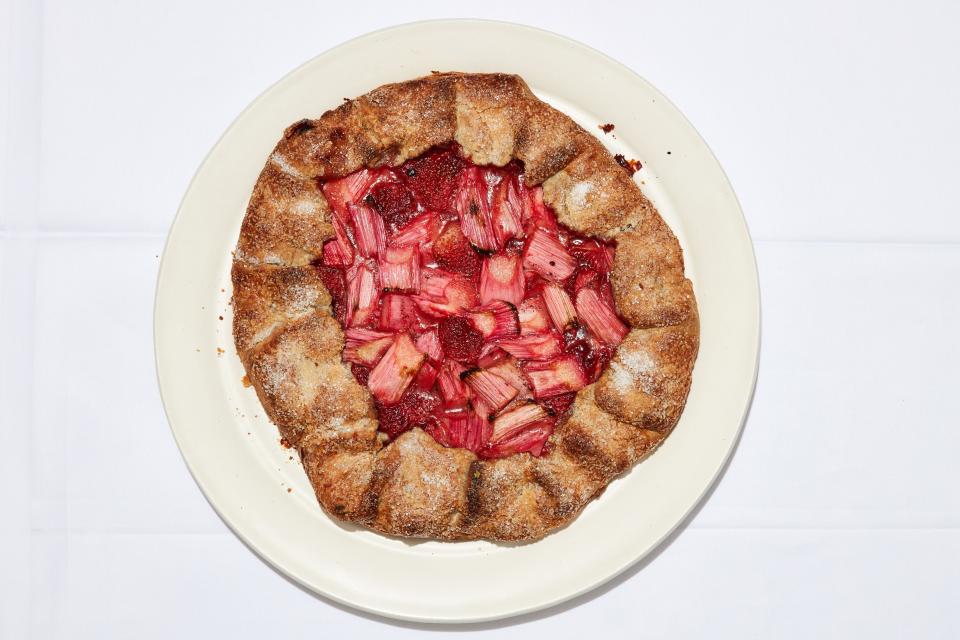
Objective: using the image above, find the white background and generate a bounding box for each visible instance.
[2,1,959,638]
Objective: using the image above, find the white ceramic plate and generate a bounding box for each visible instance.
[155,19,759,623]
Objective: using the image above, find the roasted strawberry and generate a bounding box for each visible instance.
[401,147,464,211]
[376,388,442,440]
[433,222,481,277]
[366,181,418,230]
[540,391,576,417]
[438,316,483,362]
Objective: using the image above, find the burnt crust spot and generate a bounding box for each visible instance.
[286,119,316,137]
[464,459,485,522]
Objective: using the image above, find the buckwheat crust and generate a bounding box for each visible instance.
[232,73,699,541]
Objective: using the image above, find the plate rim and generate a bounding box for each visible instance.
[154,18,760,624]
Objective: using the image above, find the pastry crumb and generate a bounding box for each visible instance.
[614,154,642,176]
[599,123,615,134]
[241,375,251,388]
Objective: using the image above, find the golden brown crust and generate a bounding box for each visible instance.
[231,262,332,358]
[594,313,700,430]
[541,139,658,238]
[235,157,334,266]
[232,72,700,541]
[245,312,374,446]
[556,386,668,480]
[609,227,697,328]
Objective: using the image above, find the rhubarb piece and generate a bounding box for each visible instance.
[433,409,489,451]
[349,203,387,259]
[414,269,478,317]
[521,186,558,234]
[438,316,483,362]
[367,333,425,404]
[400,147,464,211]
[461,368,518,412]
[522,355,588,398]
[466,301,519,340]
[486,357,532,400]
[455,167,498,251]
[343,328,393,366]
[413,360,440,390]
[575,288,629,346]
[498,333,562,360]
[569,237,615,271]
[471,396,494,422]
[517,296,551,335]
[330,212,355,265]
[476,344,508,368]
[491,176,524,247]
[479,254,524,306]
[414,328,443,362]
[433,222,481,277]
[321,238,352,267]
[378,293,416,331]
[541,283,577,331]
[570,267,600,295]
[523,228,576,281]
[480,421,553,459]
[391,212,435,248]
[437,360,470,406]
[322,169,380,216]
[366,181,417,230]
[378,244,420,293]
[344,260,378,327]
[490,402,549,441]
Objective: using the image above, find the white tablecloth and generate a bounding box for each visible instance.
[2,1,958,637]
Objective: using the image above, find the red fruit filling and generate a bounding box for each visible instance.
[317,145,627,458]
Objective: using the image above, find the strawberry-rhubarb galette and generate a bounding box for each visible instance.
[232,73,698,541]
